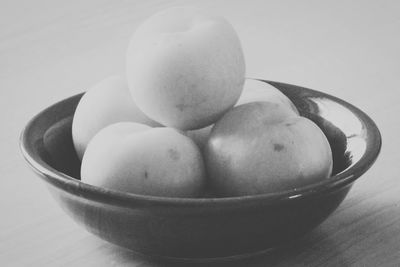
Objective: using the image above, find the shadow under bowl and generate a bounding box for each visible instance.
[20,80,381,261]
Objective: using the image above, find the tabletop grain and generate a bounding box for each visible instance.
[1,0,399,266]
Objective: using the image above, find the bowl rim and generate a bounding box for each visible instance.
[20,80,382,208]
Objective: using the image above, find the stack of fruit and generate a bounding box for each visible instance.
[72,7,332,198]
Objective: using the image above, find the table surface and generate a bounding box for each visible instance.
[1,0,399,266]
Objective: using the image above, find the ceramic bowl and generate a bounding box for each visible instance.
[20,80,381,260]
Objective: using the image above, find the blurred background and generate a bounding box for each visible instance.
[1,0,399,266]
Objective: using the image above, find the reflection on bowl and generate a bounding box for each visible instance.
[20,80,381,260]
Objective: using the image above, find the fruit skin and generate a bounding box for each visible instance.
[186,79,298,149]
[204,102,333,197]
[185,125,213,151]
[126,7,245,130]
[81,122,205,198]
[236,79,299,114]
[72,75,159,160]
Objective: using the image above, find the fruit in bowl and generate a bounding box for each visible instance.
[71,7,334,198]
[19,6,382,260]
[20,80,382,259]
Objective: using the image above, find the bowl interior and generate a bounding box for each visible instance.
[21,80,382,204]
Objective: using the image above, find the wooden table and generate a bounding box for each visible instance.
[1,1,399,266]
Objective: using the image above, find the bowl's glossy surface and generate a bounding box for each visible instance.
[20,80,381,260]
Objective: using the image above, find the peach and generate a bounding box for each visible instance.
[81,122,205,197]
[126,7,245,130]
[204,102,332,197]
[72,75,159,159]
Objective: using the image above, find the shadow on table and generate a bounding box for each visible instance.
[104,229,350,267]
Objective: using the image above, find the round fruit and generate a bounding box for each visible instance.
[204,102,332,197]
[81,122,205,198]
[72,75,159,159]
[126,7,245,130]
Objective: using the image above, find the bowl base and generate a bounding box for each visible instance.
[116,242,295,264]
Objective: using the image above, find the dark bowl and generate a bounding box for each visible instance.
[20,80,381,261]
